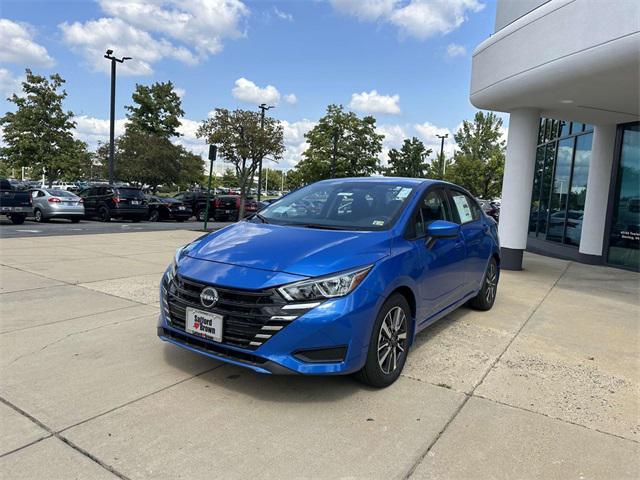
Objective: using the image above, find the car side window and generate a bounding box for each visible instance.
[450,191,481,224]
[174,193,184,201]
[407,189,450,239]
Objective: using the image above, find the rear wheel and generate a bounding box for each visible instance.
[98,206,111,222]
[356,294,410,388]
[9,213,26,225]
[469,258,498,311]
[149,209,160,222]
[34,208,47,223]
[196,208,207,222]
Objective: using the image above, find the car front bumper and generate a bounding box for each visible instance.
[157,272,383,376]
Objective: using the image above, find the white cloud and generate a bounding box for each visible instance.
[60,0,249,75]
[446,43,466,58]
[0,68,24,99]
[283,93,298,105]
[175,87,186,98]
[60,17,198,76]
[330,0,484,40]
[330,0,398,21]
[232,77,296,106]
[279,119,316,169]
[98,0,249,57]
[0,19,55,67]
[273,7,294,21]
[73,115,128,149]
[414,121,455,157]
[349,90,401,115]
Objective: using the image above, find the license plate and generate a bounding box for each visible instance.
[225,209,231,213]
[131,200,140,205]
[185,308,223,342]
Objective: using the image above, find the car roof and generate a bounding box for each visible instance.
[314,176,435,187]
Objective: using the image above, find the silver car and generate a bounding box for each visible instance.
[31,189,85,223]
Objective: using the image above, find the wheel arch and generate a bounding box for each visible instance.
[386,285,417,346]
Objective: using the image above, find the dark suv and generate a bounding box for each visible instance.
[172,191,216,221]
[79,185,149,222]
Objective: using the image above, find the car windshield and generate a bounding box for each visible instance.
[47,189,76,198]
[256,181,415,230]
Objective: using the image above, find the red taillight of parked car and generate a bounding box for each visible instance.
[48,197,61,203]
[78,198,84,203]
[113,196,121,203]
[214,198,220,208]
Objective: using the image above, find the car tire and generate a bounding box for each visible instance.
[34,208,47,223]
[196,209,207,222]
[356,293,411,388]
[98,206,111,222]
[149,210,160,222]
[9,213,26,225]
[469,257,498,311]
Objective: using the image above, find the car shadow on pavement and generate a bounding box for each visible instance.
[161,345,376,402]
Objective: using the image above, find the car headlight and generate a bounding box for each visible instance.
[278,265,372,302]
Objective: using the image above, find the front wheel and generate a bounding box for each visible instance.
[196,209,207,222]
[149,210,160,222]
[469,258,498,311]
[356,294,411,388]
[98,206,111,222]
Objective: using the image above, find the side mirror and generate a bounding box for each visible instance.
[426,220,460,239]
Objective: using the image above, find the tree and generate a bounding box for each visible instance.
[385,137,431,178]
[445,112,506,199]
[197,108,284,217]
[221,168,239,188]
[0,69,87,185]
[293,105,383,183]
[176,148,204,189]
[126,81,184,138]
[425,152,452,180]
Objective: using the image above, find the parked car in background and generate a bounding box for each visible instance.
[79,185,148,222]
[477,199,500,222]
[0,178,32,224]
[30,188,84,223]
[146,195,192,222]
[159,178,500,388]
[173,191,216,222]
[213,195,259,221]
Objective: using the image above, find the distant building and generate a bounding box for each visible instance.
[470,0,639,271]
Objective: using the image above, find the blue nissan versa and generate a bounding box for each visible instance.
[158,178,500,387]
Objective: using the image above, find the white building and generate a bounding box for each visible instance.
[470,0,639,270]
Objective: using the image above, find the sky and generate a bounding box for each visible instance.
[0,0,504,172]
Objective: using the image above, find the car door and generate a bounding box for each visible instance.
[407,188,468,324]
[448,189,487,294]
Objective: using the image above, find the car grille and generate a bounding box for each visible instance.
[163,274,302,351]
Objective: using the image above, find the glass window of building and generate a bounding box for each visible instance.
[608,123,640,270]
[528,117,593,246]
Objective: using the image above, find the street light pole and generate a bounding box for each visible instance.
[104,50,131,185]
[436,133,448,178]
[257,103,274,201]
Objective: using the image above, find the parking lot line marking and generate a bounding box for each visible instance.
[14,229,41,233]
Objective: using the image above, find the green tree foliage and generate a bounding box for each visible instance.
[293,105,383,183]
[125,81,184,138]
[385,137,432,178]
[425,153,453,180]
[197,108,284,216]
[220,168,239,188]
[0,69,90,184]
[261,168,287,192]
[284,168,304,190]
[445,112,506,199]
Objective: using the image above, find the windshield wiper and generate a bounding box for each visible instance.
[253,213,269,223]
[296,223,349,230]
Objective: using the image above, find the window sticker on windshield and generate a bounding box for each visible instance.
[372,220,385,226]
[395,187,412,200]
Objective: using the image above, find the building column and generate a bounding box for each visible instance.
[498,108,540,270]
[579,124,616,257]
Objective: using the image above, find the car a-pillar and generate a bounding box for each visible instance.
[499,108,539,270]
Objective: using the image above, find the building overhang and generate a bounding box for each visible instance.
[470,0,640,125]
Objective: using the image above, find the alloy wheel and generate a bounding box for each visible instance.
[377,306,408,375]
[34,209,42,222]
[485,262,497,304]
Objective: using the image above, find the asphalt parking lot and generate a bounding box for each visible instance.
[0,218,230,238]
[0,230,638,479]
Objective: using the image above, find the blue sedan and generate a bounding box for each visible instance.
[158,178,500,387]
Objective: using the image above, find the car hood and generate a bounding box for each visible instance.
[187,222,392,277]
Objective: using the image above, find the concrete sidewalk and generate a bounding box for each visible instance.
[0,230,638,479]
